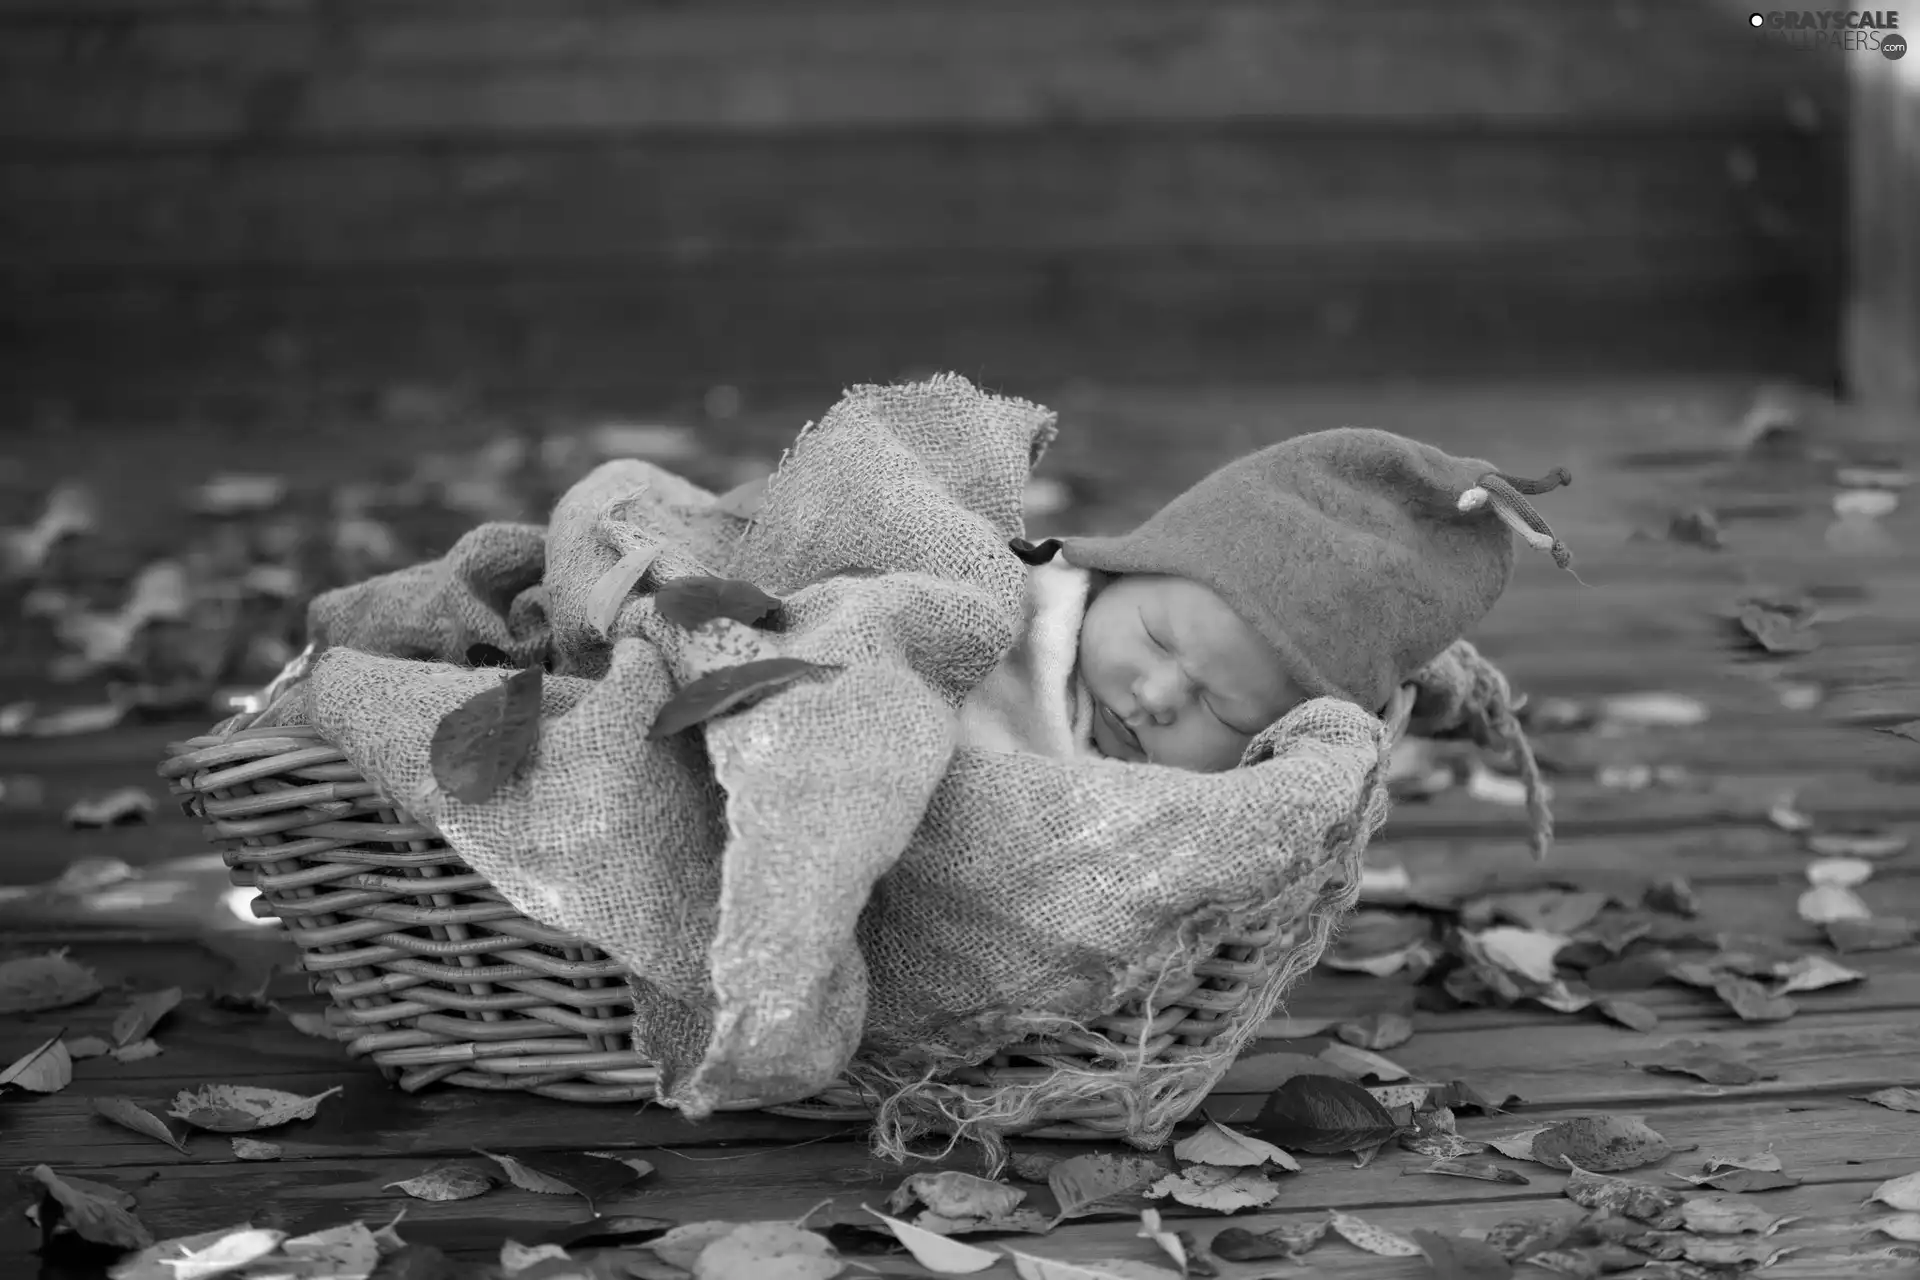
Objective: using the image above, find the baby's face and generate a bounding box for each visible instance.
[1077,573,1303,772]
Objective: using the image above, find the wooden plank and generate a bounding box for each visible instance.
[0,128,1833,271]
[1843,49,1920,417]
[0,2,1841,143]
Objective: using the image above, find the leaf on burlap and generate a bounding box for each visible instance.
[385,1164,497,1202]
[1710,976,1797,1023]
[1005,1253,1177,1280]
[1594,997,1661,1032]
[1529,1116,1674,1172]
[647,658,839,741]
[32,1165,154,1250]
[1146,1164,1282,1212]
[585,547,661,638]
[1328,1210,1422,1257]
[0,1034,72,1093]
[1680,1194,1798,1236]
[168,1083,343,1133]
[1861,1087,1920,1114]
[111,987,183,1048]
[429,665,544,804]
[862,1208,999,1275]
[1871,1171,1920,1212]
[1252,1074,1404,1155]
[1046,1153,1166,1221]
[1629,1039,1778,1086]
[1562,1166,1685,1228]
[0,949,103,1014]
[1334,1011,1414,1050]
[1171,1119,1299,1170]
[1797,884,1871,925]
[1806,829,1910,859]
[1770,954,1864,995]
[654,576,782,631]
[1317,1042,1410,1081]
[92,1095,190,1153]
[711,477,770,521]
[886,1171,1028,1223]
[1826,916,1918,953]
[1412,1229,1513,1280]
[1210,1218,1329,1262]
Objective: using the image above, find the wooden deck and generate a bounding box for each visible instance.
[4,376,1919,1277]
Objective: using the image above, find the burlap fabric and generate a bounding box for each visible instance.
[248,375,1535,1139]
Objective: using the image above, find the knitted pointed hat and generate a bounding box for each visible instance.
[1059,427,1570,715]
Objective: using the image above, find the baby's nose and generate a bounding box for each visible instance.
[1137,669,1187,723]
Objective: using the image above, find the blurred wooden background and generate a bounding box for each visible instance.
[0,0,1847,424]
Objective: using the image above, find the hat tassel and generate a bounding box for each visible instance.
[1456,467,1575,573]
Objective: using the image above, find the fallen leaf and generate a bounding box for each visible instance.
[1482,1216,1576,1261]
[1806,830,1911,860]
[112,987,183,1047]
[654,576,782,631]
[1797,884,1871,925]
[429,665,545,804]
[32,1164,154,1250]
[1681,1165,1801,1193]
[1488,1126,1547,1161]
[92,1095,189,1153]
[1879,719,1920,744]
[1007,1153,1062,1184]
[1630,1039,1778,1086]
[649,1224,745,1271]
[1209,1219,1329,1262]
[1334,1011,1414,1051]
[65,787,157,828]
[168,1083,343,1132]
[1480,890,1611,936]
[1710,976,1798,1022]
[1398,1107,1483,1161]
[30,703,127,737]
[1317,1042,1410,1082]
[193,472,287,514]
[500,1240,572,1276]
[385,1164,497,1202]
[1732,595,1820,654]
[690,1222,842,1280]
[711,478,770,521]
[0,949,103,1014]
[1806,856,1875,888]
[1680,1194,1798,1236]
[1252,1073,1404,1155]
[1047,1153,1166,1221]
[1133,1209,1191,1276]
[1412,1229,1514,1280]
[65,1035,111,1060]
[1666,507,1723,550]
[1594,997,1661,1033]
[230,1138,281,1161]
[1146,1165,1282,1212]
[1328,1210,1422,1258]
[585,547,661,639]
[1213,1050,1355,1092]
[886,1171,1028,1223]
[1870,1170,1920,1213]
[1005,1253,1177,1280]
[1681,1237,1797,1268]
[110,1038,163,1063]
[1860,1087,1920,1114]
[1835,488,1900,518]
[1770,954,1864,995]
[106,1224,275,1280]
[283,1221,383,1278]
[478,1150,649,1209]
[1171,1119,1299,1170]
[1410,1160,1529,1185]
[1563,1166,1685,1229]
[1826,917,1918,953]
[1368,1083,1435,1111]
[1768,793,1813,833]
[1600,692,1709,728]
[1866,1214,1920,1243]
[0,1033,72,1093]
[862,1208,998,1275]
[648,658,838,741]
[1530,1116,1673,1172]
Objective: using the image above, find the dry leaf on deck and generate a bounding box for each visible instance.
[1335,1011,1414,1050]
[106,1224,275,1280]
[1047,1153,1167,1221]
[1867,1215,1920,1243]
[0,1033,72,1093]
[1797,884,1871,925]
[0,949,103,1014]
[1870,1171,1920,1213]
[66,1035,111,1060]
[1563,1166,1685,1228]
[1005,1253,1178,1280]
[1805,856,1874,888]
[1530,1116,1674,1172]
[1477,889,1610,936]
[1487,1126,1548,1161]
[1629,1039,1778,1087]
[1317,1042,1410,1082]
[500,1241,573,1276]
[1680,1194,1798,1236]
[1328,1210,1422,1258]
[1147,1165,1282,1212]
[92,1095,190,1153]
[1252,1073,1404,1155]
[1209,1218,1329,1262]
[650,1223,747,1271]
[1171,1119,1299,1170]
[1409,1160,1529,1185]
[648,658,840,742]
[1594,997,1661,1033]
[688,1222,841,1280]
[1483,1216,1577,1260]
[1806,830,1910,860]
[1710,976,1798,1023]
[230,1138,281,1161]
[111,987,183,1047]
[585,547,661,638]
[654,576,783,631]
[1860,1087,1920,1114]
[64,787,156,828]
[31,1165,154,1250]
[283,1221,383,1278]
[1680,1167,1802,1194]
[429,665,545,804]
[862,1208,998,1275]
[1412,1229,1514,1280]
[1398,1107,1484,1161]
[1770,954,1864,995]
[887,1171,1027,1224]
[111,1039,162,1064]
[478,1150,648,1209]
[1601,692,1709,728]
[1134,1209,1188,1275]
[169,1083,342,1132]
[1826,916,1918,953]
[384,1164,497,1202]
[1681,1237,1797,1268]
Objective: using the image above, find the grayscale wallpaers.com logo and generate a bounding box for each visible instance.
[1748,10,1906,57]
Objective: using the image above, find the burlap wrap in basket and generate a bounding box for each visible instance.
[241,374,1531,1154]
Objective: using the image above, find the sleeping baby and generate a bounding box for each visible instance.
[958,427,1572,770]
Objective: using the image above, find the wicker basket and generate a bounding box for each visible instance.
[159,689,1411,1138]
